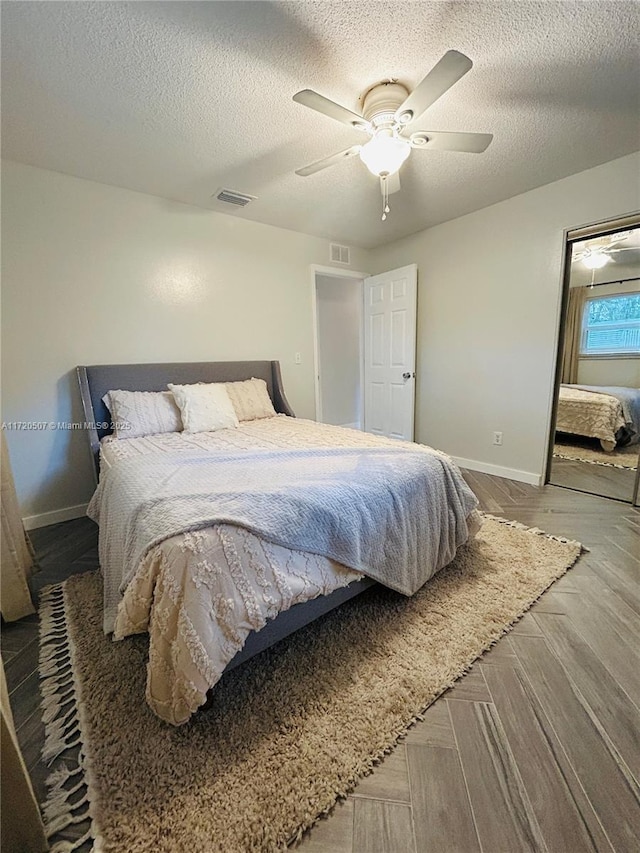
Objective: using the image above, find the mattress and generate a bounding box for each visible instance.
[95,416,480,724]
[556,386,626,445]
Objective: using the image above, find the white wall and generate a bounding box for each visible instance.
[316,275,362,427]
[4,153,639,521]
[579,357,640,387]
[1,161,370,525]
[370,152,640,483]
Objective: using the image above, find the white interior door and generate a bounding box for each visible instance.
[364,264,417,440]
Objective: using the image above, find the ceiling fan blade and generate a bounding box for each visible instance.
[394,50,473,125]
[293,89,370,131]
[380,172,401,196]
[409,130,493,153]
[605,231,632,245]
[295,145,361,177]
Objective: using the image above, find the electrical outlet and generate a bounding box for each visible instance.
[294,352,302,365]
[493,431,503,446]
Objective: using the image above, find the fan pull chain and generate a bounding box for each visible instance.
[381,175,390,221]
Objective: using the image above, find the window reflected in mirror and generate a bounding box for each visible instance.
[550,221,640,503]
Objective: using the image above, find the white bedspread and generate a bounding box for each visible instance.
[557,385,626,444]
[90,418,480,724]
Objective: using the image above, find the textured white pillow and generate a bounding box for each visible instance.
[168,383,239,433]
[102,390,183,439]
[225,378,277,421]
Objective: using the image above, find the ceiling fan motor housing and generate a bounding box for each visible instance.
[362,82,410,128]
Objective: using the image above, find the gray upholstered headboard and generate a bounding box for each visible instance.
[77,360,294,476]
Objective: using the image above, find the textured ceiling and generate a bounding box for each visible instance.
[2,1,639,248]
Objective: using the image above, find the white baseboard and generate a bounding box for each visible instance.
[340,422,362,430]
[451,456,542,487]
[23,503,89,531]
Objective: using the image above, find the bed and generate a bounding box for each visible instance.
[78,360,481,725]
[556,384,640,451]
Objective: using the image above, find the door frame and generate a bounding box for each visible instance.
[310,264,368,424]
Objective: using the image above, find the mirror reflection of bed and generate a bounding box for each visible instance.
[549,220,640,504]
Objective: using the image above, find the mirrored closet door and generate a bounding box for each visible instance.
[549,217,640,504]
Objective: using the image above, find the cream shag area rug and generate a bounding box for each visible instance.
[554,440,638,469]
[39,516,582,853]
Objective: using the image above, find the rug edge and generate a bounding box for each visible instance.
[38,583,104,853]
[479,512,588,550]
[552,449,637,470]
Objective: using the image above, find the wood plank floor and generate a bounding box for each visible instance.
[2,472,639,853]
[549,456,637,502]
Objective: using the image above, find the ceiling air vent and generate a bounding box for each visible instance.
[214,188,257,207]
[330,243,351,265]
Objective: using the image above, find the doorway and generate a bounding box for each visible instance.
[311,263,419,441]
[312,269,365,429]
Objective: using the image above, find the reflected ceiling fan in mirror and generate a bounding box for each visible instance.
[572,231,635,270]
[293,50,493,220]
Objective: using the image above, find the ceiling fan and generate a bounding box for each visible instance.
[572,232,636,269]
[293,50,493,220]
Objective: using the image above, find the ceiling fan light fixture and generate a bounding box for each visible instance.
[359,132,411,177]
[293,50,490,223]
[581,250,611,270]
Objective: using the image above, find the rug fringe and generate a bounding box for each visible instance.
[553,450,636,471]
[46,761,85,791]
[479,511,589,551]
[38,584,98,852]
[49,826,94,853]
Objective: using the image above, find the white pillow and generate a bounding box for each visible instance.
[225,378,276,421]
[102,390,182,439]
[168,383,239,433]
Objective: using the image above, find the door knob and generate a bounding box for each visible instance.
[402,372,415,380]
